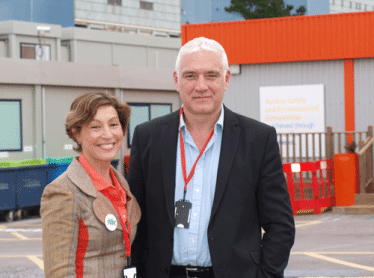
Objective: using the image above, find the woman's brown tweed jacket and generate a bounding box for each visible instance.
[40,158,141,277]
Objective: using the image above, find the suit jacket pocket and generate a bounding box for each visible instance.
[249,250,261,265]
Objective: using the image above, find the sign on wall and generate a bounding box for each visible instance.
[259,84,325,158]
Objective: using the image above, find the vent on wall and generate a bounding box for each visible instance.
[140,1,153,11]
[108,0,122,6]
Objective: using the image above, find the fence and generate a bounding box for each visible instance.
[277,125,373,194]
[358,136,374,193]
[277,126,373,163]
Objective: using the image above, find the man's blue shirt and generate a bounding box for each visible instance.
[172,106,224,266]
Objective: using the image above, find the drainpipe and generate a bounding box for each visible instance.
[41,86,46,158]
[115,88,125,175]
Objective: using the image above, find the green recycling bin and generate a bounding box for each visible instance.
[46,157,74,184]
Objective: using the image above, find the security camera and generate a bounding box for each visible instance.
[36,26,51,32]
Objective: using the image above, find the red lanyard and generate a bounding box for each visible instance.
[179,107,214,200]
[101,175,132,259]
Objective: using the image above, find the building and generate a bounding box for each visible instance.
[181,0,243,24]
[181,11,374,144]
[330,0,374,13]
[0,20,182,166]
[182,0,330,24]
[0,0,181,37]
[0,0,75,27]
[74,0,181,37]
[0,0,182,169]
[182,0,374,24]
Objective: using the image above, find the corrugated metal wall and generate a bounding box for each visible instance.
[224,59,346,131]
[182,11,374,65]
[355,58,374,132]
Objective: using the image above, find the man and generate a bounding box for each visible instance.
[128,37,295,278]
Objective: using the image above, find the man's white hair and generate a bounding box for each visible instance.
[175,37,229,76]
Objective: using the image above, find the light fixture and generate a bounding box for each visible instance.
[36,26,51,32]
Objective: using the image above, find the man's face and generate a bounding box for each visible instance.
[173,50,230,118]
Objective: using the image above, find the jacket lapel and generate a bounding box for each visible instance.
[67,158,140,231]
[67,158,97,198]
[160,111,180,228]
[93,192,124,230]
[112,168,141,228]
[210,107,240,220]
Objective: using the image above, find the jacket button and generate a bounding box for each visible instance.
[165,267,169,273]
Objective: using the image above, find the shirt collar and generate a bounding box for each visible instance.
[78,153,114,191]
[179,104,224,131]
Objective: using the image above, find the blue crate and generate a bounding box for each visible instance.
[16,164,49,209]
[45,157,120,186]
[46,157,74,184]
[0,167,17,212]
[111,159,119,169]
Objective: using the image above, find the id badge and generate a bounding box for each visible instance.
[123,266,137,278]
[174,200,192,229]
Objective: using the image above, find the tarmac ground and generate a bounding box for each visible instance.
[286,211,374,278]
[0,210,373,277]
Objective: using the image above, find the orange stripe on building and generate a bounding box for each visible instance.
[344,59,355,142]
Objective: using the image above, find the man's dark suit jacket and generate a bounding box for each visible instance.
[128,106,295,278]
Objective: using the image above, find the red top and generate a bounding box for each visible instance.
[78,154,131,257]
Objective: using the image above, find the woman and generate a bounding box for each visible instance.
[40,92,141,277]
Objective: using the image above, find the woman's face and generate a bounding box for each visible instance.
[76,105,123,167]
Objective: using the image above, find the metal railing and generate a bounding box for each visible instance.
[358,136,374,194]
[74,18,181,38]
[277,126,374,194]
[277,132,325,163]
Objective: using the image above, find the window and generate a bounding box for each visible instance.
[108,0,122,5]
[20,43,51,61]
[0,100,22,152]
[128,103,172,147]
[140,1,153,11]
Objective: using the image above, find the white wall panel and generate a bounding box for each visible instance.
[76,41,112,65]
[112,44,148,67]
[225,60,346,132]
[355,58,374,132]
[0,41,6,57]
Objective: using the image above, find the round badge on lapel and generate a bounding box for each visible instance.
[105,214,117,231]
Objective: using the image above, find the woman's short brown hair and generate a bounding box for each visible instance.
[65,92,131,152]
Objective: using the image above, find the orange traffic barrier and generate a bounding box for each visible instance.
[334,153,359,206]
[283,159,335,215]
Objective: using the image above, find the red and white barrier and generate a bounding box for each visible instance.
[283,159,335,215]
